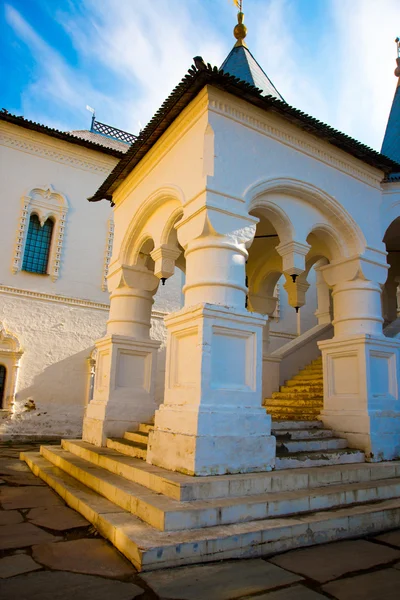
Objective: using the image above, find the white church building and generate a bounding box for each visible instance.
[3,10,400,571]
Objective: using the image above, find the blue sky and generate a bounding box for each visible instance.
[1,0,399,151]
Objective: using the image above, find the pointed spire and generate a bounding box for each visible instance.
[220,1,284,101]
[381,38,400,164]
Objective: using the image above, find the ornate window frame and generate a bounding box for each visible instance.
[12,184,68,281]
[0,323,23,412]
[102,215,114,291]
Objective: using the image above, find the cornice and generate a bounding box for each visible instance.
[0,285,168,320]
[0,124,118,175]
[208,89,383,189]
[0,285,110,311]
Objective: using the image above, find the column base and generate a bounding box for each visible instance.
[318,334,400,461]
[148,428,275,476]
[146,303,276,475]
[82,334,160,446]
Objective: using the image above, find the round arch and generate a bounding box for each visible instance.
[120,185,184,265]
[245,177,366,258]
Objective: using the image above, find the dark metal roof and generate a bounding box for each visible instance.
[220,45,284,101]
[381,84,400,164]
[88,62,400,204]
[0,110,125,158]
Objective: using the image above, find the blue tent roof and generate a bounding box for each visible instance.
[382,83,400,165]
[220,45,284,101]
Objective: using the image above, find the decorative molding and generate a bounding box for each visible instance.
[102,216,114,291]
[0,285,168,320]
[0,128,116,175]
[0,323,23,355]
[0,285,110,311]
[12,185,68,281]
[0,323,23,411]
[208,91,383,189]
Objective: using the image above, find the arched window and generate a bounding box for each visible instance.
[0,365,6,409]
[22,215,54,274]
[12,185,68,281]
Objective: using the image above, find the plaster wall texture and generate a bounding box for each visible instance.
[0,124,184,438]
[0,293,172,439]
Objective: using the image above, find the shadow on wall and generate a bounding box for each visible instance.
[0,347,94,439]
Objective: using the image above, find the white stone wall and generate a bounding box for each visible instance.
[0,123,184,438]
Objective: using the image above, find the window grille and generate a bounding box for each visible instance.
[0,365,6,409]
[22,214,54,274]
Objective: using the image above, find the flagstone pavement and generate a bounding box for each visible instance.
[1,441,400,600]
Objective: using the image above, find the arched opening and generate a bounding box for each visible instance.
[0,365,6,409]
[382,216,400,335]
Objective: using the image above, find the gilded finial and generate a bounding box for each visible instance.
[232,1,247,47]
[395,37,400,81]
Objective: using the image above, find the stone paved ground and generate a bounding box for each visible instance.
[1,442,400,600]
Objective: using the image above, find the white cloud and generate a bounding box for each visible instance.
[4,3,117,131]
[330,0,400,150]
[5,0,399,150]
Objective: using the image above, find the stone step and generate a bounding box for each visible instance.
[298,366,323,373]
[285,380,323,388]
[26,446,398,533]
[271,391,324,400]
[21,451,400,572]
[266,399,323,409]
[272,420,324,430]
[273,427,334,440]
[106,438,147,459]
[138,423,154,434]
[276,437,348,453]
[61,440,399,501]
[268,412,321,421]
[280,384,323,393]
[293,373,323,381]
[275,448,365,470]
[124,431,149,445]
[266,405,322,415]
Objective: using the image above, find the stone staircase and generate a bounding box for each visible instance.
[22,442,400,571]
[105,418,365,471]
[264,357,324,421]
[262,356,365,468]
[21,354,397,572]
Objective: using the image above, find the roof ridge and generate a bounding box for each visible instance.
[0,110,125,158]
[88,62,400,204]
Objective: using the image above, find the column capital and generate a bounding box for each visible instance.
[176,203,258,250]
[151,244,181,281]
[283,276,310,309]
[107,263,160,294]
[275,241,310,276]
[247,291,277,316]
[320,255,389,288]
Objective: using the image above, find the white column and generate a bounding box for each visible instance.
[314,267,332,325]
[82,264,161,446]
[318,255,400,461]
[147,206,276,475]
